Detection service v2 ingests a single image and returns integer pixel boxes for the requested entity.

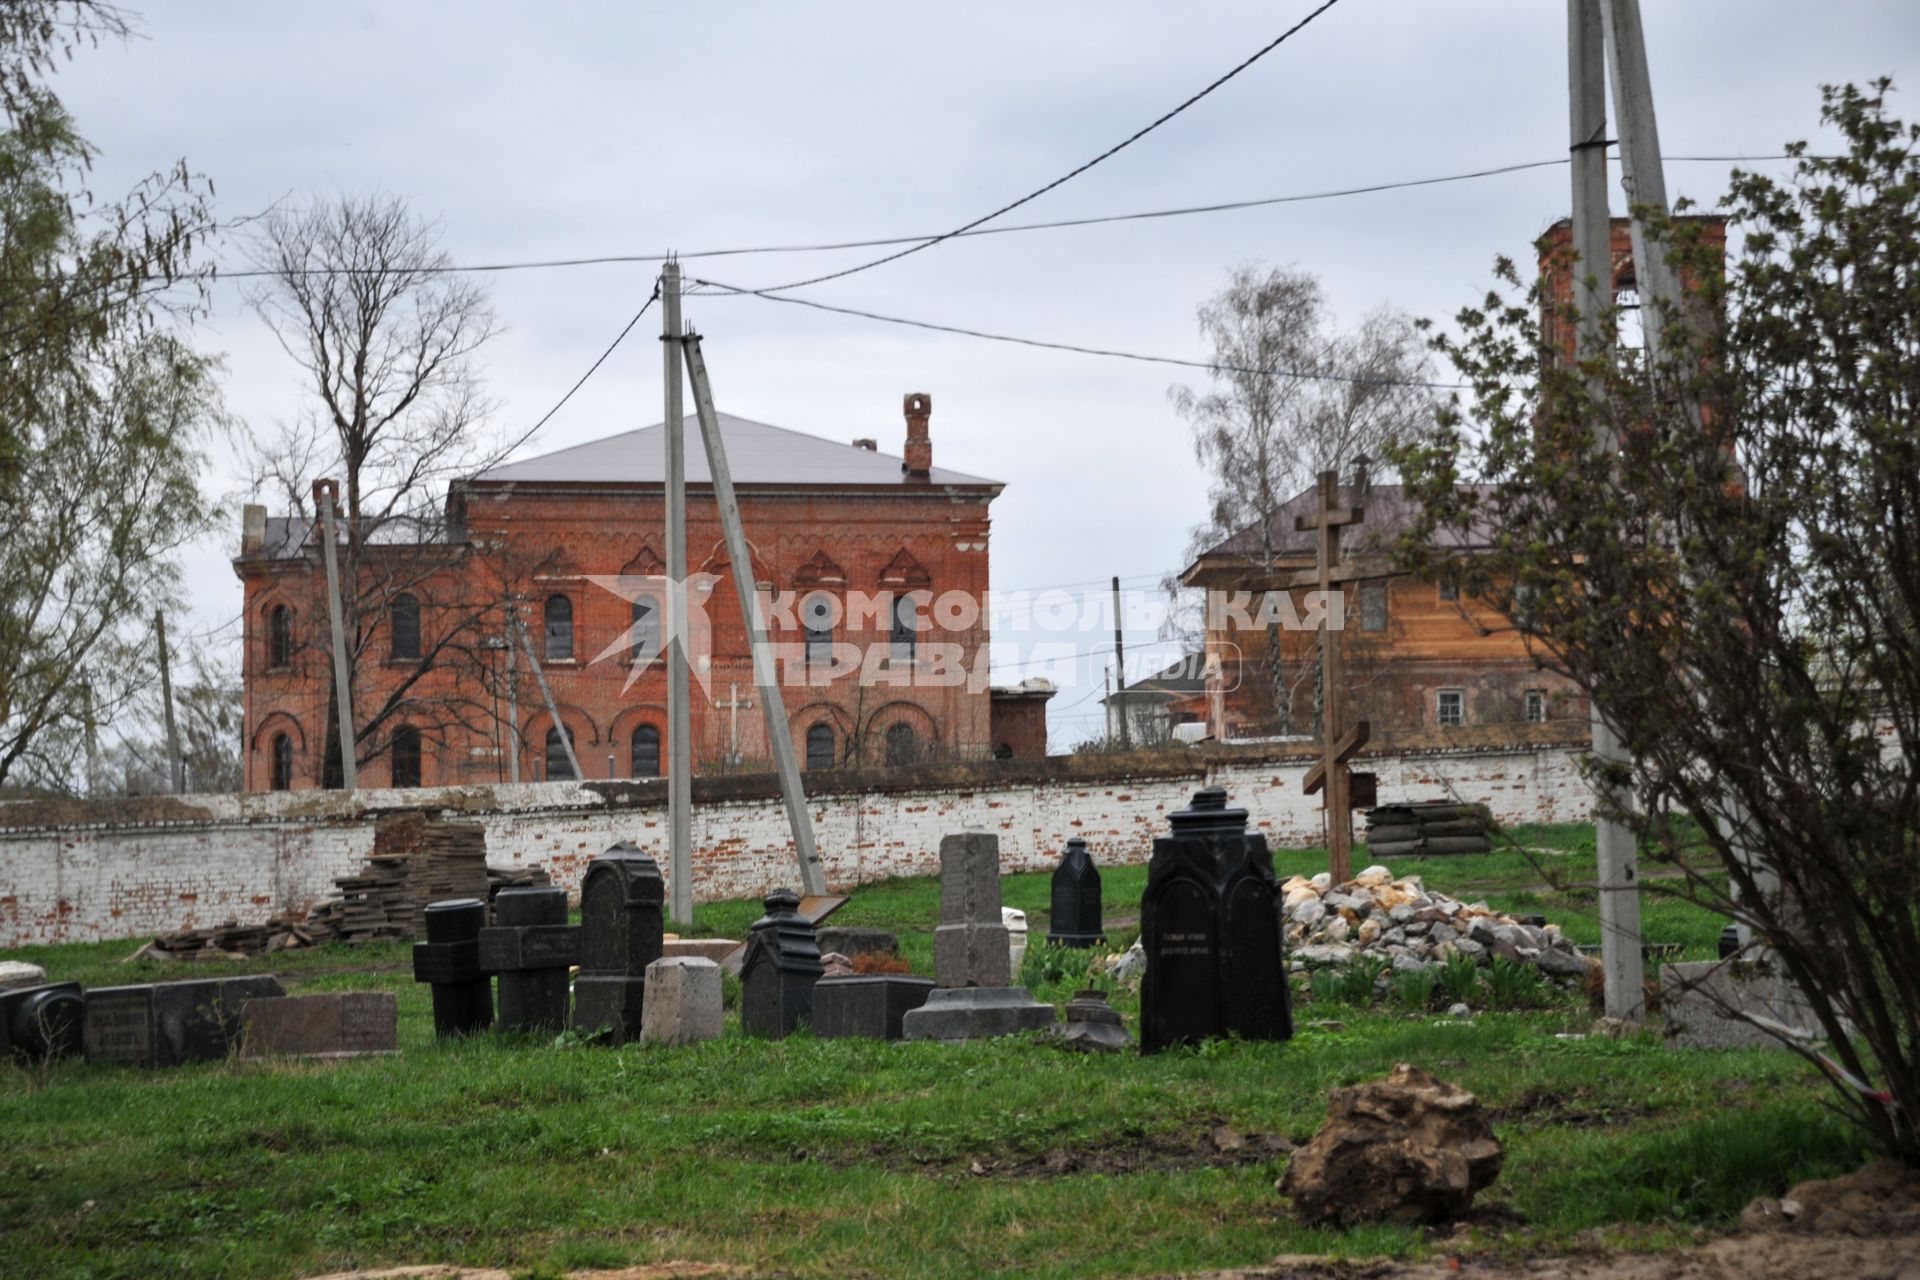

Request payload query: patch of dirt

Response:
[845,1121,1293,1179]
[1486,1086,1651,1130]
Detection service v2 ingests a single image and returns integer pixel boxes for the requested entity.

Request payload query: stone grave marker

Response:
[479,885,578,1033]
[1051,988,1130,1052]
[812,974,934,1040]
[571,843,665,1044]
[0,982,84,1063]
[740,888,826,1038]
[902,833,1056,1041]
[412,898,492,1036]
[83,976,285,1067]
[1139,786,1293,1054]
[239,992,399,1060]
[638,957,723,1046]
[1046,837,1104,947]
[0,960,49,991]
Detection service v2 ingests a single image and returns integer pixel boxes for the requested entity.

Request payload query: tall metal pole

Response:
[154,610,183,794]
[1111,575,1131,750]
[1574,0,1644,1019]
[662,262,695,923]
[683,330,828,897]
[314,479,357,792]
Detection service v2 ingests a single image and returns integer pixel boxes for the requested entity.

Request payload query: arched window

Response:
[631,597,661,665]
[802,592,835,670]
[544,594,574,661]
[390,593,421,661]
[391,725,422,788]
[884,722,918,767]
[544,726,577,781]
[632,724,661,778]
[890,593,917,663]
[267,605,292,669]
[270,733,293,791]
[805,723,835,771]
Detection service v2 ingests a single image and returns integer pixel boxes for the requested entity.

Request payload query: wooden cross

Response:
[1286,469,1390,885]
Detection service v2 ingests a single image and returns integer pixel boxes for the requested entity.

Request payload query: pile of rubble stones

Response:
[1282,865,1595,979]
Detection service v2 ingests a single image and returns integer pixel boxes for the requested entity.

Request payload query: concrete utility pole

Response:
[154,611,183,794]
[682,330,828,898]
[662,261,695,924]
[1600,0,1690,367]
[313,479,357,792]
[510,602,582,782]
[1111,576,1131,750]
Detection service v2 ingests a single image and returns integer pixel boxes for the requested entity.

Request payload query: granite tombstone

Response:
[812,974,935,1040]
[1139,787,1292,1053]
[84,975,286,1067]
[740,888,826,1038]
[0,982,84,1062]
[479,885,578,1033]
[901,832,1056,1041]
[571,843,665,1044]
[412,898,492,1036]
[638,957,723,1046]
[1046,837,1104,947]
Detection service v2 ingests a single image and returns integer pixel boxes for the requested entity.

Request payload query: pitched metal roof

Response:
[1184,482,1504,580]
[470,412,1001,489]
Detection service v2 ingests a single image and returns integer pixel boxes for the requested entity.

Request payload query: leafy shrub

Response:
[1338,954,1389,1006]
[1394,965,1439,1013]
[1441,948,1481,1006]
[1486,955,1545,1009]
[1310,966,1344,1005]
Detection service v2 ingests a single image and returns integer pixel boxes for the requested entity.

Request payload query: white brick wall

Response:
[0,742,1591,948]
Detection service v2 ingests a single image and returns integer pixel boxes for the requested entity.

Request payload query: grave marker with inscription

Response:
[1139,787,1293,1053]
[902,832,1056,1042]
[571,843,665,1045]
[240,992,399,1060]
[479,886,578,1033]
[83,976,286,1067]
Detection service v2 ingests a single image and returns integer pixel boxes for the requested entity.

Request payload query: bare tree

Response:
[1171,264,1436,732]
[245,193,516,786]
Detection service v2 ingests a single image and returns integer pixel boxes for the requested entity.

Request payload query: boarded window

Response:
[391,725,422,788]
[884,722,918,767]
[545,726,576,780]
[805,723,834,771]
[1360,583,1388,632]
[390,593,421,661]
[270,733,293,791]
[268,605,292,669]
[631,724,661,778]
[544,594,574,661]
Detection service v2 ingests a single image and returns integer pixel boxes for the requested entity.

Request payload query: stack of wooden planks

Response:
[1361,800,1495,857]
[333,815,491,941]
[137,906,342,962]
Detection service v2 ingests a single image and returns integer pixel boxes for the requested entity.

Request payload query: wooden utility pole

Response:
[1111,575,1131,750]
[313,478,357,792]
[662,261,695,924]
[683,329,828,898]
[154,611,183,794]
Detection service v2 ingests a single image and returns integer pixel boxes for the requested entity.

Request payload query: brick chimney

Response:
[241,503,266,557]
[902,392,932,478]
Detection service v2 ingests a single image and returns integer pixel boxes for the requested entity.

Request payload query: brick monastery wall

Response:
[0,725,1591,948]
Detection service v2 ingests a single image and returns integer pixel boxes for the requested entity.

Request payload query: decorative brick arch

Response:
[606,702,669,747]
[520,703,602,748]
[790,700,856,770]
[249,710,306,755]
[863,699,939,766]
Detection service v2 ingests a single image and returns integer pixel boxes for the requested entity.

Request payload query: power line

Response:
[691,274,1471,390]
[493,286,660,462]
[736,0,1351,295]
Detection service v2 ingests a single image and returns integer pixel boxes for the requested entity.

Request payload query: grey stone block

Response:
[638,957,723,1047]
[1661,959,1820,1050]
[84,976,285,1067]
[938,832,1003,925]
[933,921,1012,988]
[812,975,934,1040]
[900,985,1056,1042]
[239,992,398,1060]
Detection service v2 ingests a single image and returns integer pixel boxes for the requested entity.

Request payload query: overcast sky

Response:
[55,0,1916,745]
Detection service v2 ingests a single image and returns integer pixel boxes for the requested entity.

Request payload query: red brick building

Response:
[236,394,1042,792]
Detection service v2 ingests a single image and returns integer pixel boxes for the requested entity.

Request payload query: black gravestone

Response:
[1139,787,1293,1054]
[0,982,84,1063]
[83,976,286,1067]
[812,974,934,1040]
[571,843,665,1045]
[413,898,492,1036]
[740,887,826,1038]
[1047,837,1104,947]
[479,886,578,1033]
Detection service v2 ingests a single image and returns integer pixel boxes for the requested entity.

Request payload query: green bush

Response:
[1338,955,1389,1006]
[1394,966,1439,1013]
[1486,955,1545,1009]
[1441,948,1481,1006]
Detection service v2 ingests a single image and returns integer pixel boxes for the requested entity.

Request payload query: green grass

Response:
[0,823,1851,1279]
